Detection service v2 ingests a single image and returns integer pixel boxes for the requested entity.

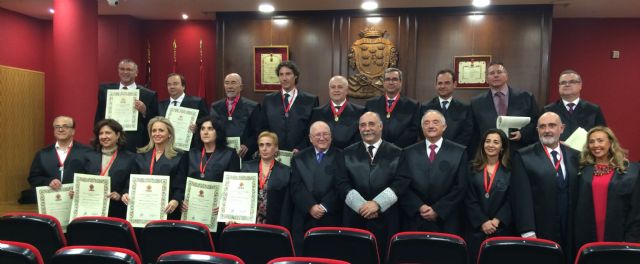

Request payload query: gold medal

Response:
[334,116,339,122]
[386,113,391,118]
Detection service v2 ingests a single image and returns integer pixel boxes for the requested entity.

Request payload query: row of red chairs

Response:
[1,212,639,264]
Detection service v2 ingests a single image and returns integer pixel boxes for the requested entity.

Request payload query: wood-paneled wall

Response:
[216,5,552,106]
[0,65,44,204]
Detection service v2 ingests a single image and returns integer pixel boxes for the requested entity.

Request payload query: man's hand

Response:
[419,204,438,221]
[481,220,498,235]
[509,130,522,141]
[309,204,326,219]
[238,145,249,158]
[134,100,147,115]
[49,179,62,190]
[359,201,380,219]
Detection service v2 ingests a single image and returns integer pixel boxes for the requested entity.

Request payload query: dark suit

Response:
[336,141,409,257]
[470,87,539,152]
[242,159,291,226]
[399,139,469,235]
[465,165,513,262]
[158,94,209,119]
[290,146,344,251]
[210,97,262,159]
[544,99,606,141]
[574,163,640,249]
[95,83,158,152]
[420,98,473,147]
[365,95,420,148]
[28,141,90,187]
[511,143,579,258]
[310,102,365,149]
[84,149,137,218]
[262,90,319,151]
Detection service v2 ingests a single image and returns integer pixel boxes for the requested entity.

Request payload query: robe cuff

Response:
[521,231,536,238]
[346,190,366,213]
[373,187,398,213]
[319,204,328,213]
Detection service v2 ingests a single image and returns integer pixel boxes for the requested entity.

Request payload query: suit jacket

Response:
[210,97,262,158]
[511,142,579,250]
[470,87,539,151]
[28,141,90,187]
[399,139,469,234]
[310,102,365,149]
[83,149,136,194]
[130,151,187,203]
[544,99,606,141]
[242,159,291,226]
[262,90,319,151]
[420,97,473,147]
[186,147,240,183]
[365,95,420,148]
[158,94,209,120]
[95,83,158,152]
[574,163,640,248]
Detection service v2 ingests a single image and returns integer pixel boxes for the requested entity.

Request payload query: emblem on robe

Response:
[348,27,398,98]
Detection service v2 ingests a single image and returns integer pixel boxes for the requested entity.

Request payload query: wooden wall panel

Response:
[0,65,44,204]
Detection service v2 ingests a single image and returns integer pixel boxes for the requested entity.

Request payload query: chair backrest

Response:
[51,245,141,264]
[219,224,295,264]
[0,212,67,263]
[140,220,214,264]
[66,216,141,256]
[303,227,379,264]
[157,250,245,264]
[268,257,350,264]
[478,236,564,264]
[575,241,640,264]
[386,231,467,264]
[0,240,44,264]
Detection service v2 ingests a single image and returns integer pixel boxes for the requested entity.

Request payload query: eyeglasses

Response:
[559,80,581,86]
[384,77,400,83]
[312,132,331,139]
[53,125,73,130]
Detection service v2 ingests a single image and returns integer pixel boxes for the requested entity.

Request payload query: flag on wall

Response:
[172,39,177,72]
[145,40,151,87]
[197,39,205,98]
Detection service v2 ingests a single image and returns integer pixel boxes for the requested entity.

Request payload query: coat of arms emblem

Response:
[348,26,398,98]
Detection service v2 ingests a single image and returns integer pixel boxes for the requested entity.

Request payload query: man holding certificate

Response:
[95,59,158,152]
[158,73,209,119]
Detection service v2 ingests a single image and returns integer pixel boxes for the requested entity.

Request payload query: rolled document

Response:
[496,116,531,135]
[564,127,588,151]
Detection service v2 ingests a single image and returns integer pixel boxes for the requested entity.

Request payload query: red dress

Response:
[591,164,614,242]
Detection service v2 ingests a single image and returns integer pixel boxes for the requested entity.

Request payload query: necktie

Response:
[429,144,437,162]
[367,145,375,160]
[551,150,565,183]
[387,99,394,108]
[316,152,324,164]
[442,101,449,111]
[122,86,128,90]
[495,92,507,116]
[567,103,575,114]
[284,93,291,109]
[335,105,341,113]
[172,101,178,106]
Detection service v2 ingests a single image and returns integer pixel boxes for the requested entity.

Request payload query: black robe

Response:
[310,102,365,149]
[241,159,291,227]
[543,99,606,141]
[365,96,420,148]
[84,149,137,218]
[210,97,262,159]
[261,90,319,151]
[420,97,474,148]
[28,141,91,187]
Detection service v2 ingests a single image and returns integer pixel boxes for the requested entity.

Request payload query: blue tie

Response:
[316,152,324,164]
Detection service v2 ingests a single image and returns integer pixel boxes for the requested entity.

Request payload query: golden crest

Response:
[348,26,398,99]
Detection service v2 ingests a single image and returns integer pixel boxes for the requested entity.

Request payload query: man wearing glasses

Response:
[544,69,606,141]
[28,116,90,190]
[364,67,420,148]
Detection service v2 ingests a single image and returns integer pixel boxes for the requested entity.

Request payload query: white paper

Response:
[36,184,73,232]
[217,172,258,224]
[126,174,170,228]
[564,127,588,151]
[105,89,140,131]
[496,116,531,135]
[275,150,293,167]
[70,173,111,221]
[165,105,199,151]
[181,178,221,231]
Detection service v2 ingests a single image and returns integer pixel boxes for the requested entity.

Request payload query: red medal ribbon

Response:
[258,159,275,190]
[55,142,74,169]
[385,94,400,116]
[483,163,500,195]
[100,149,118,176]
[149,148,158,175]
[226,96,241,119]
[330,101,348,120]
[544,146,563,173]
[281,89,297,115]
[200,146,216,176]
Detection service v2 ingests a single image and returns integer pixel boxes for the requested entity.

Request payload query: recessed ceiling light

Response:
[472,0,490,8]
[259,3,275,13]
[182,13,189,20]
[361,1,378,11]
[48,8,55,14]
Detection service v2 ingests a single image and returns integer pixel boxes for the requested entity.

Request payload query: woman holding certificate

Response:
[241,131,291,226]
[122,116,187,220]
[84,119,136,219]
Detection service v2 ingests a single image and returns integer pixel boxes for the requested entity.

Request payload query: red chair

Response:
[303,227,379,264]
[157,251,245,264]
[0,212,67,264]
[219,224,294,264]
[140,220,215,264]
[575,241,640,264]
[386,231,467,264]
[268,257,350,264]
[66,216,141,256]
[0,240,44,264]
[51,245,141,264]
[477,236,564,264]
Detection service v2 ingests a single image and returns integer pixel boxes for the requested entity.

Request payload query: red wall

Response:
[98,15,144,83]
[0,8,46,71]
[550,18,640,161]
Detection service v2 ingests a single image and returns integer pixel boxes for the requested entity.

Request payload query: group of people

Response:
[28,58,638,262]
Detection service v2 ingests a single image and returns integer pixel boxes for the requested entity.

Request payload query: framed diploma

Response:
[454,55,492,89]
[254,46,289,92]
[218,172,258,223]
[70,174,111,220]
[106,89,140,131]
[275,150,293,167]
[37,184,73,232]
[126,174,170,228]
[181,178,222,231]
[165,105,199,151]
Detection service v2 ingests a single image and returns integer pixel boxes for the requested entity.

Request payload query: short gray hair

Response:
[421,109,446,126]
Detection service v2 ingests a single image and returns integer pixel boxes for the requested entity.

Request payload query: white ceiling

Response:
[1,0,639,20]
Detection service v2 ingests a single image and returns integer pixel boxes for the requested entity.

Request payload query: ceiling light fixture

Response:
[259,3,275,13]
[182,13,189,20]
[472,0,490,8]
[48,8,55,14]
[361,1,378,11]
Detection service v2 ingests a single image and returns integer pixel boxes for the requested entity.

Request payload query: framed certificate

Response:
[106,89,140,131]
[181,178,222,231]
[70,174,111,220]
[275,150,293,167]
[165,105,199,151]
[126,174,170,228]
[454,55,492,89]
[254,46,289,92]
[218,172,258,223]
[37,184,73,232]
